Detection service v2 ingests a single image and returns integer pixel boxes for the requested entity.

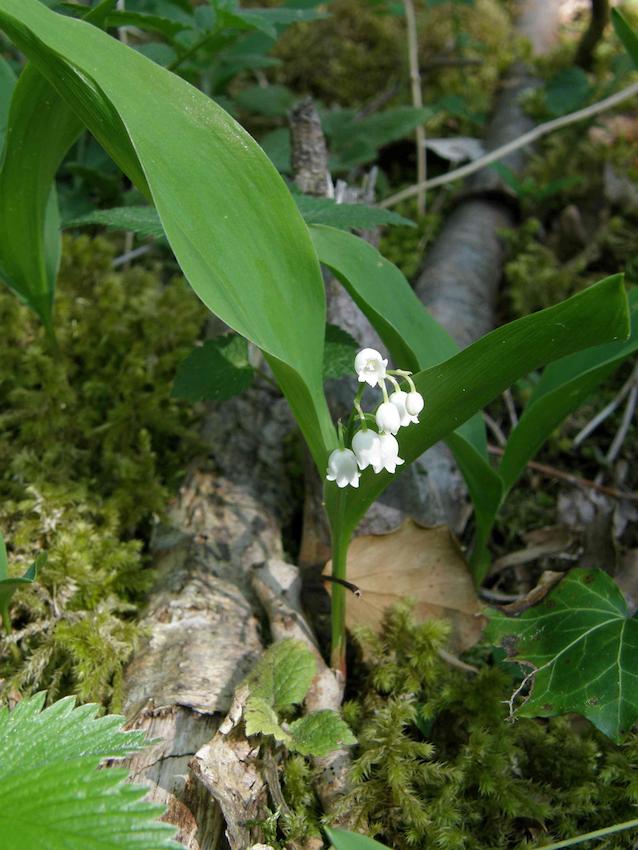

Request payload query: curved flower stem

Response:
[329,491,349,675]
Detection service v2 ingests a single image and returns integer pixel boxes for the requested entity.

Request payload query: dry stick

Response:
[606,380,638,463]
[380,80,638,208]
[488,445,638,502]
[573,364,638,446]
[403,0,426,216]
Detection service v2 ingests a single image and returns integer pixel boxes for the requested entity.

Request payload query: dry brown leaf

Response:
[325,520,485,651]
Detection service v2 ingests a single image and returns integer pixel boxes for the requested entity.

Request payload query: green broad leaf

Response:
[65,205,167,239]
[544,67,591,117]
[244,696,291,744]
[0,0,336,469]
[288,709,356,756]
[0,54,16,148]
[499,283,638,494]
[613,8,638,70]
[487,569,638,742]
[323,324,360,380]
[326,275,630,544]
[233,83,295,117]
[0,693,179,849]
[326,827,393,850]
[105,10,191,40]
[247,639,316,709]
[172,334,254,402]
[294,195,415,229]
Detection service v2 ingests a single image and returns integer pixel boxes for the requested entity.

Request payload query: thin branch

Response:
[573,363,638,446]
[483,412,507,447]
[575,0,610,71]
[403,0,426,216]
[503,388,519,428]
[379,80,638,208]
[488,445,638,502]
[606,380,638,463]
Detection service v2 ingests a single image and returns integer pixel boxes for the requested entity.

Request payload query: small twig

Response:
[479,587,522,603]
[354,80,402,120]
[403,0,426,216]
[488,445,638,502]
[483,412,507,447]
[379,80,638,208]
[503,388,519,428]
[112,244,151,268]
[437,647,478,674]
[606,381,638,463]
[573,364,638,446]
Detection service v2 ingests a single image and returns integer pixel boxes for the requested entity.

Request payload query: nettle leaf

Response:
[0,693,178,850]
[487,569,638,742]
[324,323,360,380]
[172,334,254,402]
[294,195,415,230]
[288,709,356,756]
[247,639,316,709]
[65,205,166,240]
[244,696,291,744]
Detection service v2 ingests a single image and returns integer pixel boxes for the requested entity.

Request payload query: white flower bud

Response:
[354,347,388,387]
[375,401,401,435]
[405,391,424,417]
[352,429,382,471]
[389,390,418,426]
[376,433,404,474]
[326,448,360,488]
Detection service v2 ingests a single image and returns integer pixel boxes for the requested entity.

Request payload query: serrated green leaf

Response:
[244,696,291,744]
[323,324,360,380]
[544,67,591,117]
[487,569,638,742]
[326,827,392,850]
[613,8,638,70]
[65,205,166,239]
[171,334,254,402]
[294,195,414,229]
[288,709,356,756]
[105,10,191,40]
[0,535,46,633]
[247,639,316,708]
[0,693,179,849]
[261,126,291,172]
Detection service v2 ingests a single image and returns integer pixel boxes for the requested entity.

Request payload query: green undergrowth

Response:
[273,606,638,849]
[0,235,206,709]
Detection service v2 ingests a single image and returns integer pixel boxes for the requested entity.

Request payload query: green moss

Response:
[330,606,638,849]
[378,202,442,281]
[0,235,207,708]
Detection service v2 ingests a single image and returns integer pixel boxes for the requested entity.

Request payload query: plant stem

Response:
[329,493,348,675]
[535,817,638,850]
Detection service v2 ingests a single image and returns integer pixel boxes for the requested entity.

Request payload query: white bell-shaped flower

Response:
[405,391,425,417]
[326,448,360,488]
[352,429,382,471]
[389,390,419,426]
[376,433,404,474]
[354,348,388,387]
[375,401,401,435]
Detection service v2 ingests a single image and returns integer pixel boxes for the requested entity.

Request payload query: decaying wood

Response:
[122,383,296,849]
[290,97,331,197]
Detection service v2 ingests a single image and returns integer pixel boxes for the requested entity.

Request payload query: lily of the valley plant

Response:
[326,348,424,488]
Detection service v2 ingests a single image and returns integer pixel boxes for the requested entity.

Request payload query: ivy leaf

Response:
[171,334,254,402]
[487,569,638,742]
[0,531,45,633]
[0,693,179,849]
[288,709,356,756]
[244,696,291,745]
[323,324,360,380]
[247,639,316,709]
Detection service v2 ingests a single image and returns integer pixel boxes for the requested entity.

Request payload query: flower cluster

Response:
[326,348,425,488]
